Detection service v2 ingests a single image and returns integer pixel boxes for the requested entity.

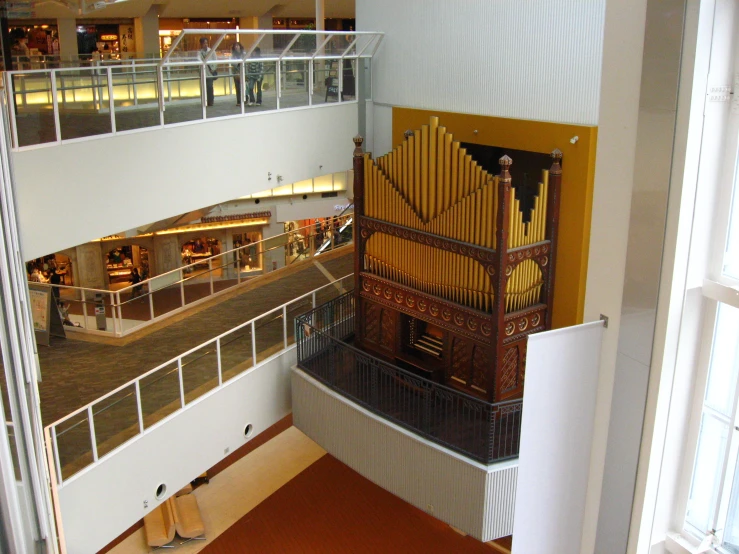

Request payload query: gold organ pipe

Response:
[444,134,452,213]
[436,126,445,218]
[451,142,459,207]
[428,119,437,220]
[420,125,429,221]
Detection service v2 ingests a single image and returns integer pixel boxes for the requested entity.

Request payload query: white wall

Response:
[292,369,518,542]
[595,1,687,552]
[12,103,358,261]
[56,349,296,554]
[357,0,606,126]
[511,322,604,554]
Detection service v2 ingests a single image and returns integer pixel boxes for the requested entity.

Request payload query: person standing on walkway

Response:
[246,47,264,106]
[231,43,245,105]
[199,37,218,107]
[130,268,143,299]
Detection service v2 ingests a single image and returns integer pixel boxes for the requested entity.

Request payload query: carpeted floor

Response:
[200,454,495,554]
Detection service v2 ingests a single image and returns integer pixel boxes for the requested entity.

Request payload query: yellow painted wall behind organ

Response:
[392,108,598,328]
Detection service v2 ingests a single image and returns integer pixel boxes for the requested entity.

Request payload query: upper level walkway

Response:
[7,29,381,261]
[2,248,352,428]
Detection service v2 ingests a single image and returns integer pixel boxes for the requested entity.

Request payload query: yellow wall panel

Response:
[392,108,597,328]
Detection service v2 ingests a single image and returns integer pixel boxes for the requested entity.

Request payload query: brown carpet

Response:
[201,454,493,554]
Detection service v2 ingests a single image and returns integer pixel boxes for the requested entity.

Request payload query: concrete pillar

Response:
[75,243,106,289]
[316,0,325,31]
[56,18,78,62]
[257,13,273,51]
[134,5,160,58]
[238,17,259,49]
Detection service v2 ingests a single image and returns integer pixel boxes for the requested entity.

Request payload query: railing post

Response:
[276,61,281,110]
[115,291,123,335]
[216,338,222,386]
[81,289,88,329]
[5,74,19,148]
[177,358,185,408]
[110,292,119,336]
[251,320,257,363]
[180,269,186,307]
[309,59,313,106]
[135,380,144,434]
[106,66,116,133]
[50,70,61,143]
[148,288,155,320]
[52,426,62,486]
[87,405,98,462]
[132,64,138,106]
[283,305,288,348]
[209,258,214,295]
[312,290,316,309]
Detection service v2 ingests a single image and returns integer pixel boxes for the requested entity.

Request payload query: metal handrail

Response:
[36,213,353,336]
[296,293,523,464]
[6,29,383,151]
[47,273,353,486]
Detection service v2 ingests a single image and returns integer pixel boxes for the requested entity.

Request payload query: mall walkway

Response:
[15,89,342,148]
[21,250,352,427]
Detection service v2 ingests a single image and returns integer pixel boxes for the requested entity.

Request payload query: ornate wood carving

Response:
[379,308,395,351]
[499,346,519,394]
[502,305,547,344]
[359,217,497,276]
[360,273,494,345]
[450,337,470,383]
[471,345,488,393]
[364,301,380,345]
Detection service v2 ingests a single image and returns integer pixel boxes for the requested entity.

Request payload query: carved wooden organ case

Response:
[352,117,563,403]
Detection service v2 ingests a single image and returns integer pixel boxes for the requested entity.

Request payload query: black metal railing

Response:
[295,292,522,464]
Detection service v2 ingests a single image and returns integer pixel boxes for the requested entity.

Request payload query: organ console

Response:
[352,116,563,402]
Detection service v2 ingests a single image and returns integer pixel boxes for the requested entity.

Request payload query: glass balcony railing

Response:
[5,29,382,150]
[47,274,354,485]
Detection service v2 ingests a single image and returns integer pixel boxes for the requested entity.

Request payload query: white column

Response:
[316,0,325,32]
[581,0,649,552]
[134,6,160,58]
[56,18,78,62]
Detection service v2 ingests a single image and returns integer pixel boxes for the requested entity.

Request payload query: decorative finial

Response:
[499,155,512,182]
[550,149,562,175]
[353,135,364,157]
[404,129,415,139]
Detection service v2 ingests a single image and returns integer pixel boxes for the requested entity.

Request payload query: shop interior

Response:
[230,231,262,275]
[26,254,72,285]
[106,245,149,291]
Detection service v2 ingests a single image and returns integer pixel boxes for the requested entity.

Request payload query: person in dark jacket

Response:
[246,47,264,106]
[231,43,245,105]
[199,37,217,106]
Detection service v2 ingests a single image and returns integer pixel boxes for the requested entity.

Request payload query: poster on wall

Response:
[119,25,135,55]
[28,283,66,347]
[29,283,51,346]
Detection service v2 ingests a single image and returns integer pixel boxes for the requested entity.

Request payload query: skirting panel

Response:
[292,368,517,541]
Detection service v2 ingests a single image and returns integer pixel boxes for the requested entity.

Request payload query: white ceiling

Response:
[27,0,355,21]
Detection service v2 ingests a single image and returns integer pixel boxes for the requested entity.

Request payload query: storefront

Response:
[76,21,136,58]
[8,22,60,68]
[104,243,150,289]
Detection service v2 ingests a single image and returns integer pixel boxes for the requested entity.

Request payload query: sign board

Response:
[28,283,65,346]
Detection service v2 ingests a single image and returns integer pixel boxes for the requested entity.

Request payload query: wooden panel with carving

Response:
[449,337,471,384]
[379,308,396,352]
[359,273,495,345]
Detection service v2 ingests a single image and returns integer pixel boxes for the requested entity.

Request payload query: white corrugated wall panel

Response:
[292,369,517,541]
[357,0,606,126]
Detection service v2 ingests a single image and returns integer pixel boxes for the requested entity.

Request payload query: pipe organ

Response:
[352,116,563,402]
